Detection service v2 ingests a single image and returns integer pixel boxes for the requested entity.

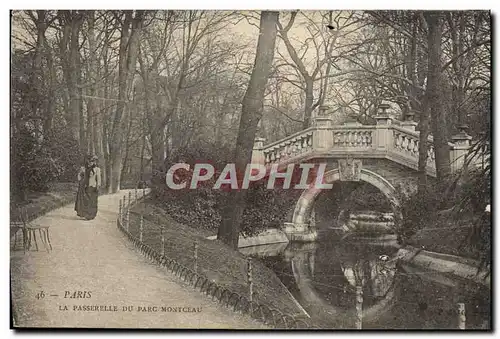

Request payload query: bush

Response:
[11,127,61,200]
[399,162,490,268]
[241,181,301,236]
[11,126,83,202]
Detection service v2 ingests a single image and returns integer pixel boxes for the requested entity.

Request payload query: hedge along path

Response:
[10,190,266,329]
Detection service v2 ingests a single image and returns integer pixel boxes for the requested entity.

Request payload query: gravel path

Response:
[10,190,266,329]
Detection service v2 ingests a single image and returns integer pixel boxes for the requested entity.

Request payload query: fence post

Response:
[161,226,165,257]
[194,241,198,273]
[139,214,144,242]
[126,204,130,232]
[355,285,363,329]
[128,191,132,207]
[119,199,122,224]
[457,303,466,329]
[143,186,146,199]
[123,194,127,211]
[247,257,253,302]
[135,188,138,202]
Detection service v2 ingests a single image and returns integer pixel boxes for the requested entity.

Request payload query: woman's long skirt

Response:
[75,185,98,220]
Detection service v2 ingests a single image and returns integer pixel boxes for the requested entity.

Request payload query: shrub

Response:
[11,125,83,202]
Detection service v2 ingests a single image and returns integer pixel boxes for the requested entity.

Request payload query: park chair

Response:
[11,207,52,253]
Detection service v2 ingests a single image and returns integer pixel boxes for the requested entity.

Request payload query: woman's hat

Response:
[86,154,98,161]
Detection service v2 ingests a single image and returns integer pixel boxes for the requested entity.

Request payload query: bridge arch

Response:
[291,168,402,232]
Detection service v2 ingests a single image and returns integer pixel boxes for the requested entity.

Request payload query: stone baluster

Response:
[294,137,301,153]
[394,132,401,149]
[359,132,365,146]
[275,145,280,160]
[269,148,275,163]
[408,138,415,154]
[285,141,292,156]
[412,139,419,155]
[307,132,313,148]
[280,143,287,159]
[401,135,409,151]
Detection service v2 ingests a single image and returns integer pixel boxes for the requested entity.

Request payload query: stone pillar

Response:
[312,115,334,151]
[251,137,266,165]
[450,125,472,173]
[401,112,418,131]
[374,105,393,152]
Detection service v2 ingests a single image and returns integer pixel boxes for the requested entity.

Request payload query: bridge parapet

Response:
[254,112,475,177]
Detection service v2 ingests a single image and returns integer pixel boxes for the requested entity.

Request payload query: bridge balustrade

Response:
[253,111,475,177]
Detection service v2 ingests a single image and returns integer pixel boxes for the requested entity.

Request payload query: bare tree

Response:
[217,11,279,249]
[108,10,145,193]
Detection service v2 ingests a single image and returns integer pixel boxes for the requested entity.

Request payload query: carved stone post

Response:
[312,115,334,151]
[450,125,472,173]
[401,112,418,131]
[251,137,266,165]
[374,104,394,152]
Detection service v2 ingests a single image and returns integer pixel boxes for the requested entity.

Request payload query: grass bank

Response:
[407,214,490,261]
[129,198,306,318]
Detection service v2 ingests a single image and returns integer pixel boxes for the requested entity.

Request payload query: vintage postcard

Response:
[10,9,491,330]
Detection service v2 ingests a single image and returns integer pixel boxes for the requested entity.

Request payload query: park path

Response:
[10,190,265,329]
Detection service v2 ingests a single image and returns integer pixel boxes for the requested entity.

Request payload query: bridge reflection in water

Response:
[243,233,490,329]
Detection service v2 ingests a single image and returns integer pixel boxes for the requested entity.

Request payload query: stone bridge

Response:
[251,105,475,241]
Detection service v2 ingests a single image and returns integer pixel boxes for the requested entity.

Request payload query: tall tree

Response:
[217,11,279,249]
[108,10,145,193]
[425,11,451,181]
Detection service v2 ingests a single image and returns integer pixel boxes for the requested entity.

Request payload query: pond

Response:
[246,231,491,329]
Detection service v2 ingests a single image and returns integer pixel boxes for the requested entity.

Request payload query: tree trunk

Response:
[303,77,314,129]
[109,10,145,193]
[425,11,451,181]
[68,12,83,146]
[101,21,111,192]
[217,11,279,249]
[86,11,98,155]
[43,36,56,136]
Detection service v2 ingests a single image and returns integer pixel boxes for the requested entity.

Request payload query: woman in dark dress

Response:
[75,155,101,220]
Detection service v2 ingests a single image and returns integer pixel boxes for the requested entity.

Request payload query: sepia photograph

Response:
[9,7,491,331]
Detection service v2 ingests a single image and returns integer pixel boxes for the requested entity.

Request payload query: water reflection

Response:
[248,234,490,329]
[283,240,399,328]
